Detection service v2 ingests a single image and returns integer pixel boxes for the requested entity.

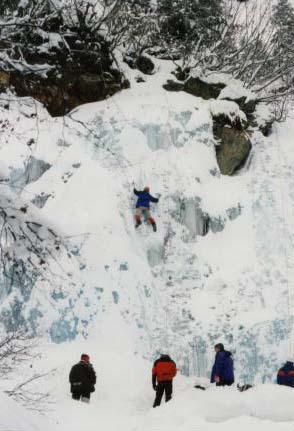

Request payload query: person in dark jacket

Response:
[134,186,159,232]
[277,361,294,387]
[210,343,234,386]
[69,354,96,403]
[152,354,177,407]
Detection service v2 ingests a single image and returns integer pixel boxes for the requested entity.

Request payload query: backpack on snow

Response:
[237,384,253,392]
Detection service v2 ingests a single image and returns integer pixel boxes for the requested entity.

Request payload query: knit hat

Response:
[81,353,90,362]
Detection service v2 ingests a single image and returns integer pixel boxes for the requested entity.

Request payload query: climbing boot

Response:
[152,222,157,232]
[135,220,142,228]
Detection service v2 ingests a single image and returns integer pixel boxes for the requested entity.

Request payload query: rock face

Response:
[0,71,9,91]
[3,68,128,117]
[162,73,254,175]
[0,32,129,116]
[211,100,252,175]
[163,80,184,92]
[172,67,191,81]
[213,113,245,131]
[223,96,257,116]
[163,76,225,99]
[136,56,155,75]
[214,127,252,175]
[184,77,225,100]
[211,100,249,131]
[124,54,155,75]
[146,47,181,61]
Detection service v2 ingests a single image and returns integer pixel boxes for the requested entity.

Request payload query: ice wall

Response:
[0,63,293,384]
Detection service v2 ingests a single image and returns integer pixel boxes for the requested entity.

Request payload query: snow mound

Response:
[0,391,51,431]
[209,99,247,123]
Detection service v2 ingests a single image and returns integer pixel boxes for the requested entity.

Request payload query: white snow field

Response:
[3,322,294,431]
[2,55,294,429]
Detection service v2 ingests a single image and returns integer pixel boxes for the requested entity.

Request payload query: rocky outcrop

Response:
[163,80,184,92]
[74,73,123,103]
[0,32,129,116]
[163,76,225,99]
[146,47,181,61]
[136,56,155,75]
[211,100,249,131]
[0,71,9,91]
[214,127,252,175]
[213,113,246,131]
[211,100,252,175]
[223,96,257,116]
[184,77,225,100]
[214,90,274,137]
[172,67,191,81]
[163,72,254,175]
[163,67,275,144]
[124,54,155,75]
[163,76,253,175]
[2,68,128,117]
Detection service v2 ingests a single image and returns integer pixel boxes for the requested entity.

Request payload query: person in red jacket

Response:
[152,354,177,407]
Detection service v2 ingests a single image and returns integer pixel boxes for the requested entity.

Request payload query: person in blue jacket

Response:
[134,186,159,232]
[277,361,294,387]
[211,343,234,386]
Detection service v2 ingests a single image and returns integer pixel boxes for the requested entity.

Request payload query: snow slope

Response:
[0,391,51,431]
[3,321,294,431]
[1,54,294,430]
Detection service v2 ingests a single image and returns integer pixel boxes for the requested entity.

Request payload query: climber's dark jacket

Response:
[134,188,159,209]
[211,351,234,384]
[69,360,96,393]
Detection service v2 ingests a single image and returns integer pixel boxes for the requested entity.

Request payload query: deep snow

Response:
[3,318,294,431]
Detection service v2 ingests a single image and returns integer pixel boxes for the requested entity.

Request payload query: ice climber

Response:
[210,343,234,387]
[152,354,177,407]
[133,186,159,232]
[277,361,294,387]
[69,354,96,403]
